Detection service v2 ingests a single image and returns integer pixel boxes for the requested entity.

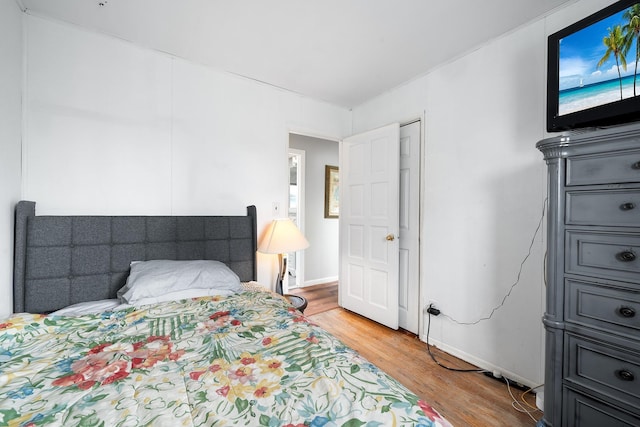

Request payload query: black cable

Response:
[425,197,548,372]
[425,309,486,373]
[442,197,548,326]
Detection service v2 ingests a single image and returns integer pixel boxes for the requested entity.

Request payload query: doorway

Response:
[287,121,421,334]
[288,133,340,291]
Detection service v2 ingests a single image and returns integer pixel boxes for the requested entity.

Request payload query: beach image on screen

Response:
[559,4,640,116]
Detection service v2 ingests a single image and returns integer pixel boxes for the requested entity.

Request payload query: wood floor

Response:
[290,283,542,427]
[288,281,338,315]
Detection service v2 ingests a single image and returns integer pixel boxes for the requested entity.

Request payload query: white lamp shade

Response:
[258,218,309,254]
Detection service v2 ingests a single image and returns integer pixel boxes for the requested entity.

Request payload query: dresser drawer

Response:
[566,231,640,283]
[566,279,640,339]
[566,189,640,227]
[564,387,640,427]
[567,150,640,186]
[566,334,640,407]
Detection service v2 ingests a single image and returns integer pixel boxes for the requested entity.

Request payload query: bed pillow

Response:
[118,260,242,304]
[50,299,123,316]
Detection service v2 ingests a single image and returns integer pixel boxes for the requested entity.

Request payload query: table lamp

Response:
[258,218,309,295]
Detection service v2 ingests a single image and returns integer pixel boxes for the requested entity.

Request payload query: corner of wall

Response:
[0,0,25,317]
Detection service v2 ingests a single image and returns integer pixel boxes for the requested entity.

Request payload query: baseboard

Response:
[419,334,540,390]
[301,276,338,287]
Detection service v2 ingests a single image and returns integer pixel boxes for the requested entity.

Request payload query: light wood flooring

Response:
[289,282,542,427]
[288,281,338,315]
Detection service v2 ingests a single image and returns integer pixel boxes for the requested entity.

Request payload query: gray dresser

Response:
[537,123,640,427]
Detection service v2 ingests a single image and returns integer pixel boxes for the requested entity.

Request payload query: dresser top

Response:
[537,122,640,160]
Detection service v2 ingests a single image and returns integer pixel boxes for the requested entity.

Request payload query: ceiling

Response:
[19,0,575,108]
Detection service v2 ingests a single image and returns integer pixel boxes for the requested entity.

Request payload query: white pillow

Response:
[118,260,242,304]
[51,299,123,316]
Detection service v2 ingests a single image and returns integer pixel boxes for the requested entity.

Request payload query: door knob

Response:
[386,234,395,241]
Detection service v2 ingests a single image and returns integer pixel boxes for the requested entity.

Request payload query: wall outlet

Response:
[425,300,440,314]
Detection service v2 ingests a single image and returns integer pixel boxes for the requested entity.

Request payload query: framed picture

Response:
[324,165,339,218]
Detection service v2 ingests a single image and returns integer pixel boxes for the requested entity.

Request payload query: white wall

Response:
[20,15,351,292]
[5,3,616,386]
[0,1,23,318]
[352,0,615,387]
[289,134,339,285]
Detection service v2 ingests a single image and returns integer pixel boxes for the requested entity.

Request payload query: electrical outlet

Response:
[424,300,440,316]
[427,306,441,316]
[426,300,439,311]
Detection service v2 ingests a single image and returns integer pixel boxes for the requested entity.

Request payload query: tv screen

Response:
[547,0,640,132]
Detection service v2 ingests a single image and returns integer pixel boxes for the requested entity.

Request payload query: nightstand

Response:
[284,294,308,313]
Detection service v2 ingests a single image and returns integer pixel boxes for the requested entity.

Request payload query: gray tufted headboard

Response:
[13,201,257,314]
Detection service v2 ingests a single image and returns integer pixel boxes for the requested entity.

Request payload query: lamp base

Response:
[274,253,287,295]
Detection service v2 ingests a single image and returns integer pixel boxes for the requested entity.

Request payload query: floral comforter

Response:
[0,290,451,426]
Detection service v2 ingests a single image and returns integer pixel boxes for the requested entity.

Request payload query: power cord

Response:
[427,308,545,420]
[505,379,543,422]
[425,308,486,373]
[441,197,548,325]
[423,197,548,418]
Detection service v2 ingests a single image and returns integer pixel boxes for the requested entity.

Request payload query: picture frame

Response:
[324,165,339,218]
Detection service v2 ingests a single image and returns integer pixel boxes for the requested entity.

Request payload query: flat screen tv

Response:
[547,0,640,132]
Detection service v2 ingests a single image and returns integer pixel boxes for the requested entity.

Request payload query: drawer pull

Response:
[616,250,637,262]
[618,306,637,318]
[633,161,640,170]
[615,369,635,382]
[620,202,636,211]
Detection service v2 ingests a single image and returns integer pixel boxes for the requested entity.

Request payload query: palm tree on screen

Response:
[623,4,640,96]
[598,25,628,100]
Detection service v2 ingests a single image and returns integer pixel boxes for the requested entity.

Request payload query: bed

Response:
[1,201,451,426]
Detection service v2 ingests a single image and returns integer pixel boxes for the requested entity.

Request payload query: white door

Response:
[339,123,400,329]
[398,121,420,333]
